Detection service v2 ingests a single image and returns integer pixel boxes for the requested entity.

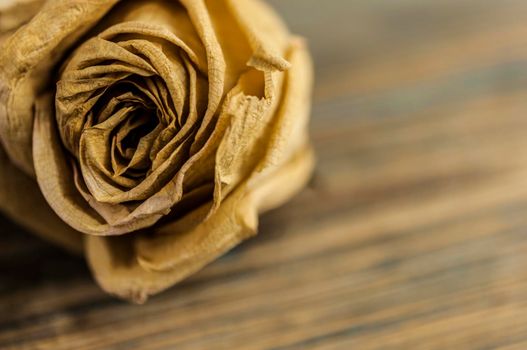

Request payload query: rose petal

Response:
[0,0,45,42]
[0,0,119,174]
[226,0,291,72]
[179,0,226,153]
[98,0,208,73]
[0,143,83,253]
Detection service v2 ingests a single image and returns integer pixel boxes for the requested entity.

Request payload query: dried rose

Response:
[0,0,314,303]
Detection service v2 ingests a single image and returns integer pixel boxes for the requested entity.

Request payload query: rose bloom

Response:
[0,0,314,302]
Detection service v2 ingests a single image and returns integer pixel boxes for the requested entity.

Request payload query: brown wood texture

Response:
[2,0,527,348]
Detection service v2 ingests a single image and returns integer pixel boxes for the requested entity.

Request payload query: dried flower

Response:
[0,0,314,302]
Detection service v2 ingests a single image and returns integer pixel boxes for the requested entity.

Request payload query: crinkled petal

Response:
[0,0,119,174]
[0,144,83,253]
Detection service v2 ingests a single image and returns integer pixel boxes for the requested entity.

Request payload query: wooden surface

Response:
[3,0,527,348]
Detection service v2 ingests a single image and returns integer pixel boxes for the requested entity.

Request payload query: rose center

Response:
[118,107,157,157]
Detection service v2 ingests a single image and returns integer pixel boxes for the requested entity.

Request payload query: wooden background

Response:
[2,0,527,348]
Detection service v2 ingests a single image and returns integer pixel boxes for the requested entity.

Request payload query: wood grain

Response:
[2,0,527,348]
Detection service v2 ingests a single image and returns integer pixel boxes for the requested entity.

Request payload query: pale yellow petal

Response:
[0,144,83,253]
[0,0,119,174]
[0,0,45,41]
[226,0,291,72]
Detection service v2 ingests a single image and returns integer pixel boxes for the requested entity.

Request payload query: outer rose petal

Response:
[0,0,45,44]
[85,41,314,303]
[0,0,118,174]
[0,1,83,253]
[0,145,83,253]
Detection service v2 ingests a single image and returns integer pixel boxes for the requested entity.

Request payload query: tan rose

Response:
[0,0,314,302]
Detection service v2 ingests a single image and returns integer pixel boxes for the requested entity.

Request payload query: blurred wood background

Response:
[2,0,527,348]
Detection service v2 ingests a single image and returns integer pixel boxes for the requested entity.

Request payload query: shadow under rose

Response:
[0,180,318,306]
[0,214,88,295]
[0,209,287,298]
